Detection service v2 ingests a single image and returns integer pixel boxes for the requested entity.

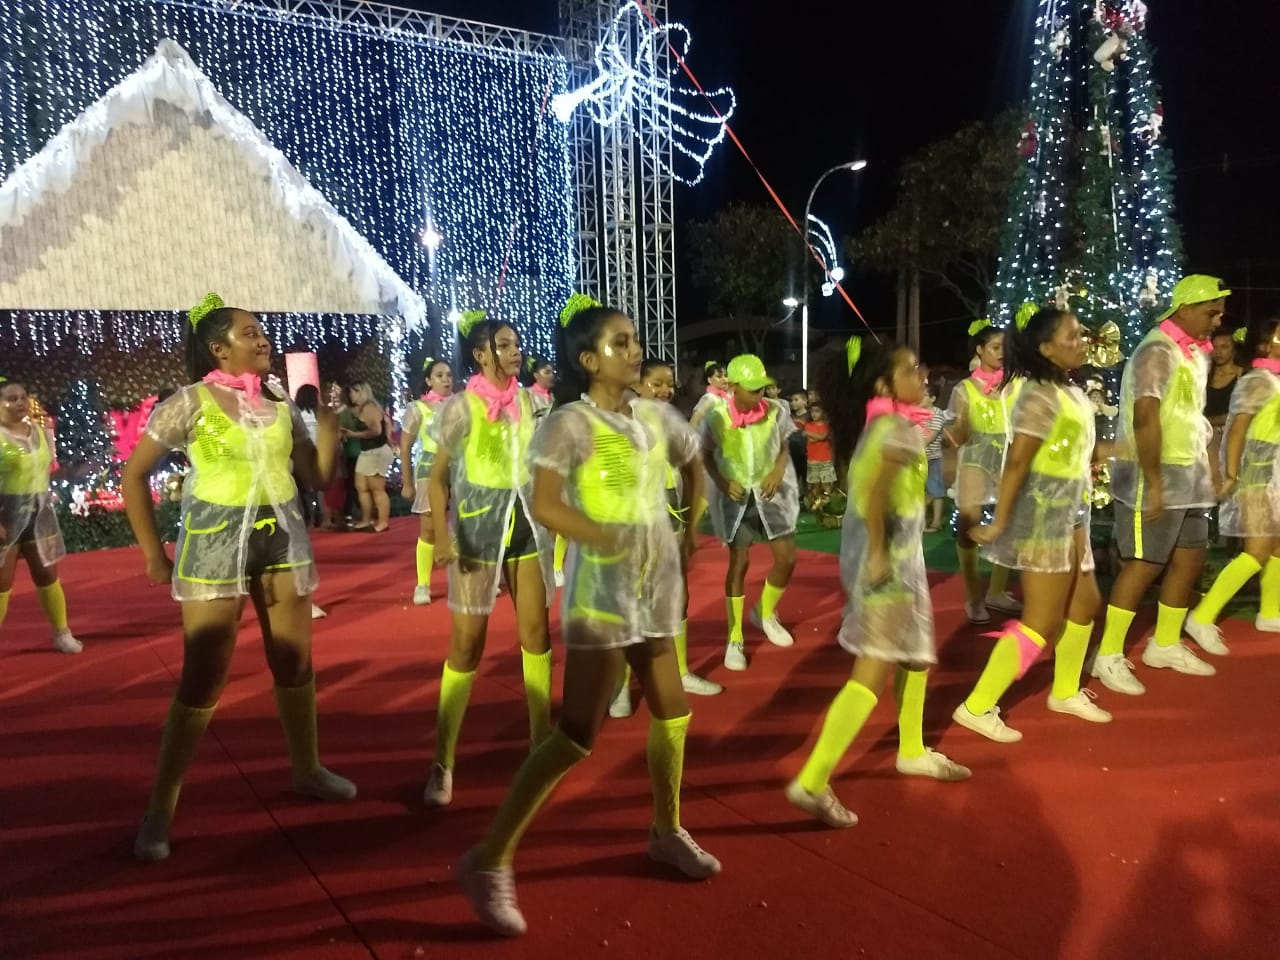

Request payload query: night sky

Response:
[405,0,1280,344]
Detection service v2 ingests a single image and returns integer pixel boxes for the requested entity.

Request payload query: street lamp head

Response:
[848,159,868,171]
[782,297,801,308]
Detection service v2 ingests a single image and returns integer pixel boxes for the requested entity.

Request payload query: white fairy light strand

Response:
[551,1,736,186]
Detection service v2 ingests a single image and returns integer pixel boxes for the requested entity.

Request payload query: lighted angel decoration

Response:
[551,3,737,186]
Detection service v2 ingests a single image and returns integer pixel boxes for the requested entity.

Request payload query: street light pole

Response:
[800,159,867,388]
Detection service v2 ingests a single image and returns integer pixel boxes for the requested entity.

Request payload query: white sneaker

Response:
[413,584,432,606]
[896,748,971,781]
[52,630,82,654]
[985,591,1022,615]
[681,672,723,696]
[293,766,357,801]
[724,642,747,671]
[647,826,721,879]
[1142,637,1216,676]
[965,600,991,625]
[423,763,453,807]
[134,812,171,863]
[1183,615,1228,655]
[1256,615,1280,633]
[1046,689,1112,723]
[609,684,634,719]
[457,849,526,937]
[1090,653,1146,696]
[951,703,1022,743]
[784,778,858,828]
[750,608,794,647]
[310,603,327,620]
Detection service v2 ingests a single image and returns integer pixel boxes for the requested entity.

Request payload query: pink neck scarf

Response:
[466,373,520,423]
[728,395,768,428]
[423,390,450,404]
[1159,319,1211,360]
[203,370,262,403]
[865,396,932,427]
[1253,358,1280,374]
[707,384,730,400]
[530,383,552,400]
[971,367,1004,395]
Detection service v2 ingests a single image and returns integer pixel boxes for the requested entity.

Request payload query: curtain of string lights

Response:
[0,0,574,373]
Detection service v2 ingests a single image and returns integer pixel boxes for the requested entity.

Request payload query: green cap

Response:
[726,354,774,391]
[1159,275,1231,321]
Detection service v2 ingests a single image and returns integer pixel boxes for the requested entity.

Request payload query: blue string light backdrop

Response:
[0,0,574,367]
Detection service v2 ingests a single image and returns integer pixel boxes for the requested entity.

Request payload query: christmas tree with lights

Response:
[55,379,113,481]
[989,0,1182,351]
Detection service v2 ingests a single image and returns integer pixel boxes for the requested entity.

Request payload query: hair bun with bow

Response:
[189,292,225,330]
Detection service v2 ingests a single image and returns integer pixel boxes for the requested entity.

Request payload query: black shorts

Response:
[457,498,538,564]
[175,502,310,590]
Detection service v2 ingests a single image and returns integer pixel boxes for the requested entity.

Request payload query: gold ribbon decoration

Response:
[1084,321,1123,368]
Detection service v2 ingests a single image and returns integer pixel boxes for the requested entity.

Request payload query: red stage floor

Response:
[1,522,1277,960]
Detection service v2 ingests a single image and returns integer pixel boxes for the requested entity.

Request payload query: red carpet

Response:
[2,521,1277,960]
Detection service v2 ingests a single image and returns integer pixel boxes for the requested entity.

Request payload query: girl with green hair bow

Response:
[400,356,455,605]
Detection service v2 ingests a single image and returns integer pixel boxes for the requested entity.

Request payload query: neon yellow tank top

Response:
[0,424,51,495]
[574,405,667,526]
[851,416,926,518]
[962,377,1012,434]
[188,387,296,506]
[1030,386,1092,480]
[462,390,534,489]
[719,403,780,486]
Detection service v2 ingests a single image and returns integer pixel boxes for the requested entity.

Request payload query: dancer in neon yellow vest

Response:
[0,376,80,653]
[609,357,723,717]
[457,295,719,937]
[422,311,555,808]
[123,294,355,862]
[1093,276,1229,695]
[786,337,969,829]
[945,320,1021,622]
[689,360,729,429]
[1185,316,1280,639]
[701,354,800,671]
[953,306,1112,743]
[399,357,453,605]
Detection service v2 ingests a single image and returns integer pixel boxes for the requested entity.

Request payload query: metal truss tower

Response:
[560,0,678,370]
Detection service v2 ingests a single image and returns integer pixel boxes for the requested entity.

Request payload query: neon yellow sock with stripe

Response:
[987,564,1011,596]
[436,664,476,769]
[1051,620,1093,700]
[1193,554,1261,625]
[415,539,434,587]
[1261,557,1280,620]
[145,698,217,821]
[1098,605,1136,657]
[474,727,589,868]
[273,678,324,779]
[36,582,68,631]
[521,648,553,746]
[648,713,691,835]
[553,535,568,574]
[1153,602,1187,648]
[759,580,786,621]
[957,544,981,601]
[0,590,10,629]
[964,623,1046,715]
[674,619,689,676]
[726,596,745,645]
[894,667,928,760]
[797,681,878,794]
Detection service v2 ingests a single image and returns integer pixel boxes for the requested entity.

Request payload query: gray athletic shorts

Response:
[1113,504,1209,564]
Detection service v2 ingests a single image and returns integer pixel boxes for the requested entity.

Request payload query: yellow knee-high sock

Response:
[797,681,878,794]
[1153,602,1187,648]
[648,713,691,835]
[674,619,689,676]
[1051,620,1093,701]
[726,596,745,644]
[1261,557,1280,620]
[145,698,217,821]
[436,664,476,769]
[1193,554,1262,625]
[274,678,325,778]
[474,727,589,867]
[0,590,10,629]
[987,564,1011,596]
[615,663,633,696]
[957,544,981,601]
[36,582,68,631]
[415,539,434,587]
[964,623,1046,715]
[553,535,568,575]
[894,668,928,760]
[1098,605,1137,657]
[521,648,553,746]
[759,580,786,620]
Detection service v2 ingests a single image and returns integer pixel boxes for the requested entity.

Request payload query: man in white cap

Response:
[1092,275,1230,695]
